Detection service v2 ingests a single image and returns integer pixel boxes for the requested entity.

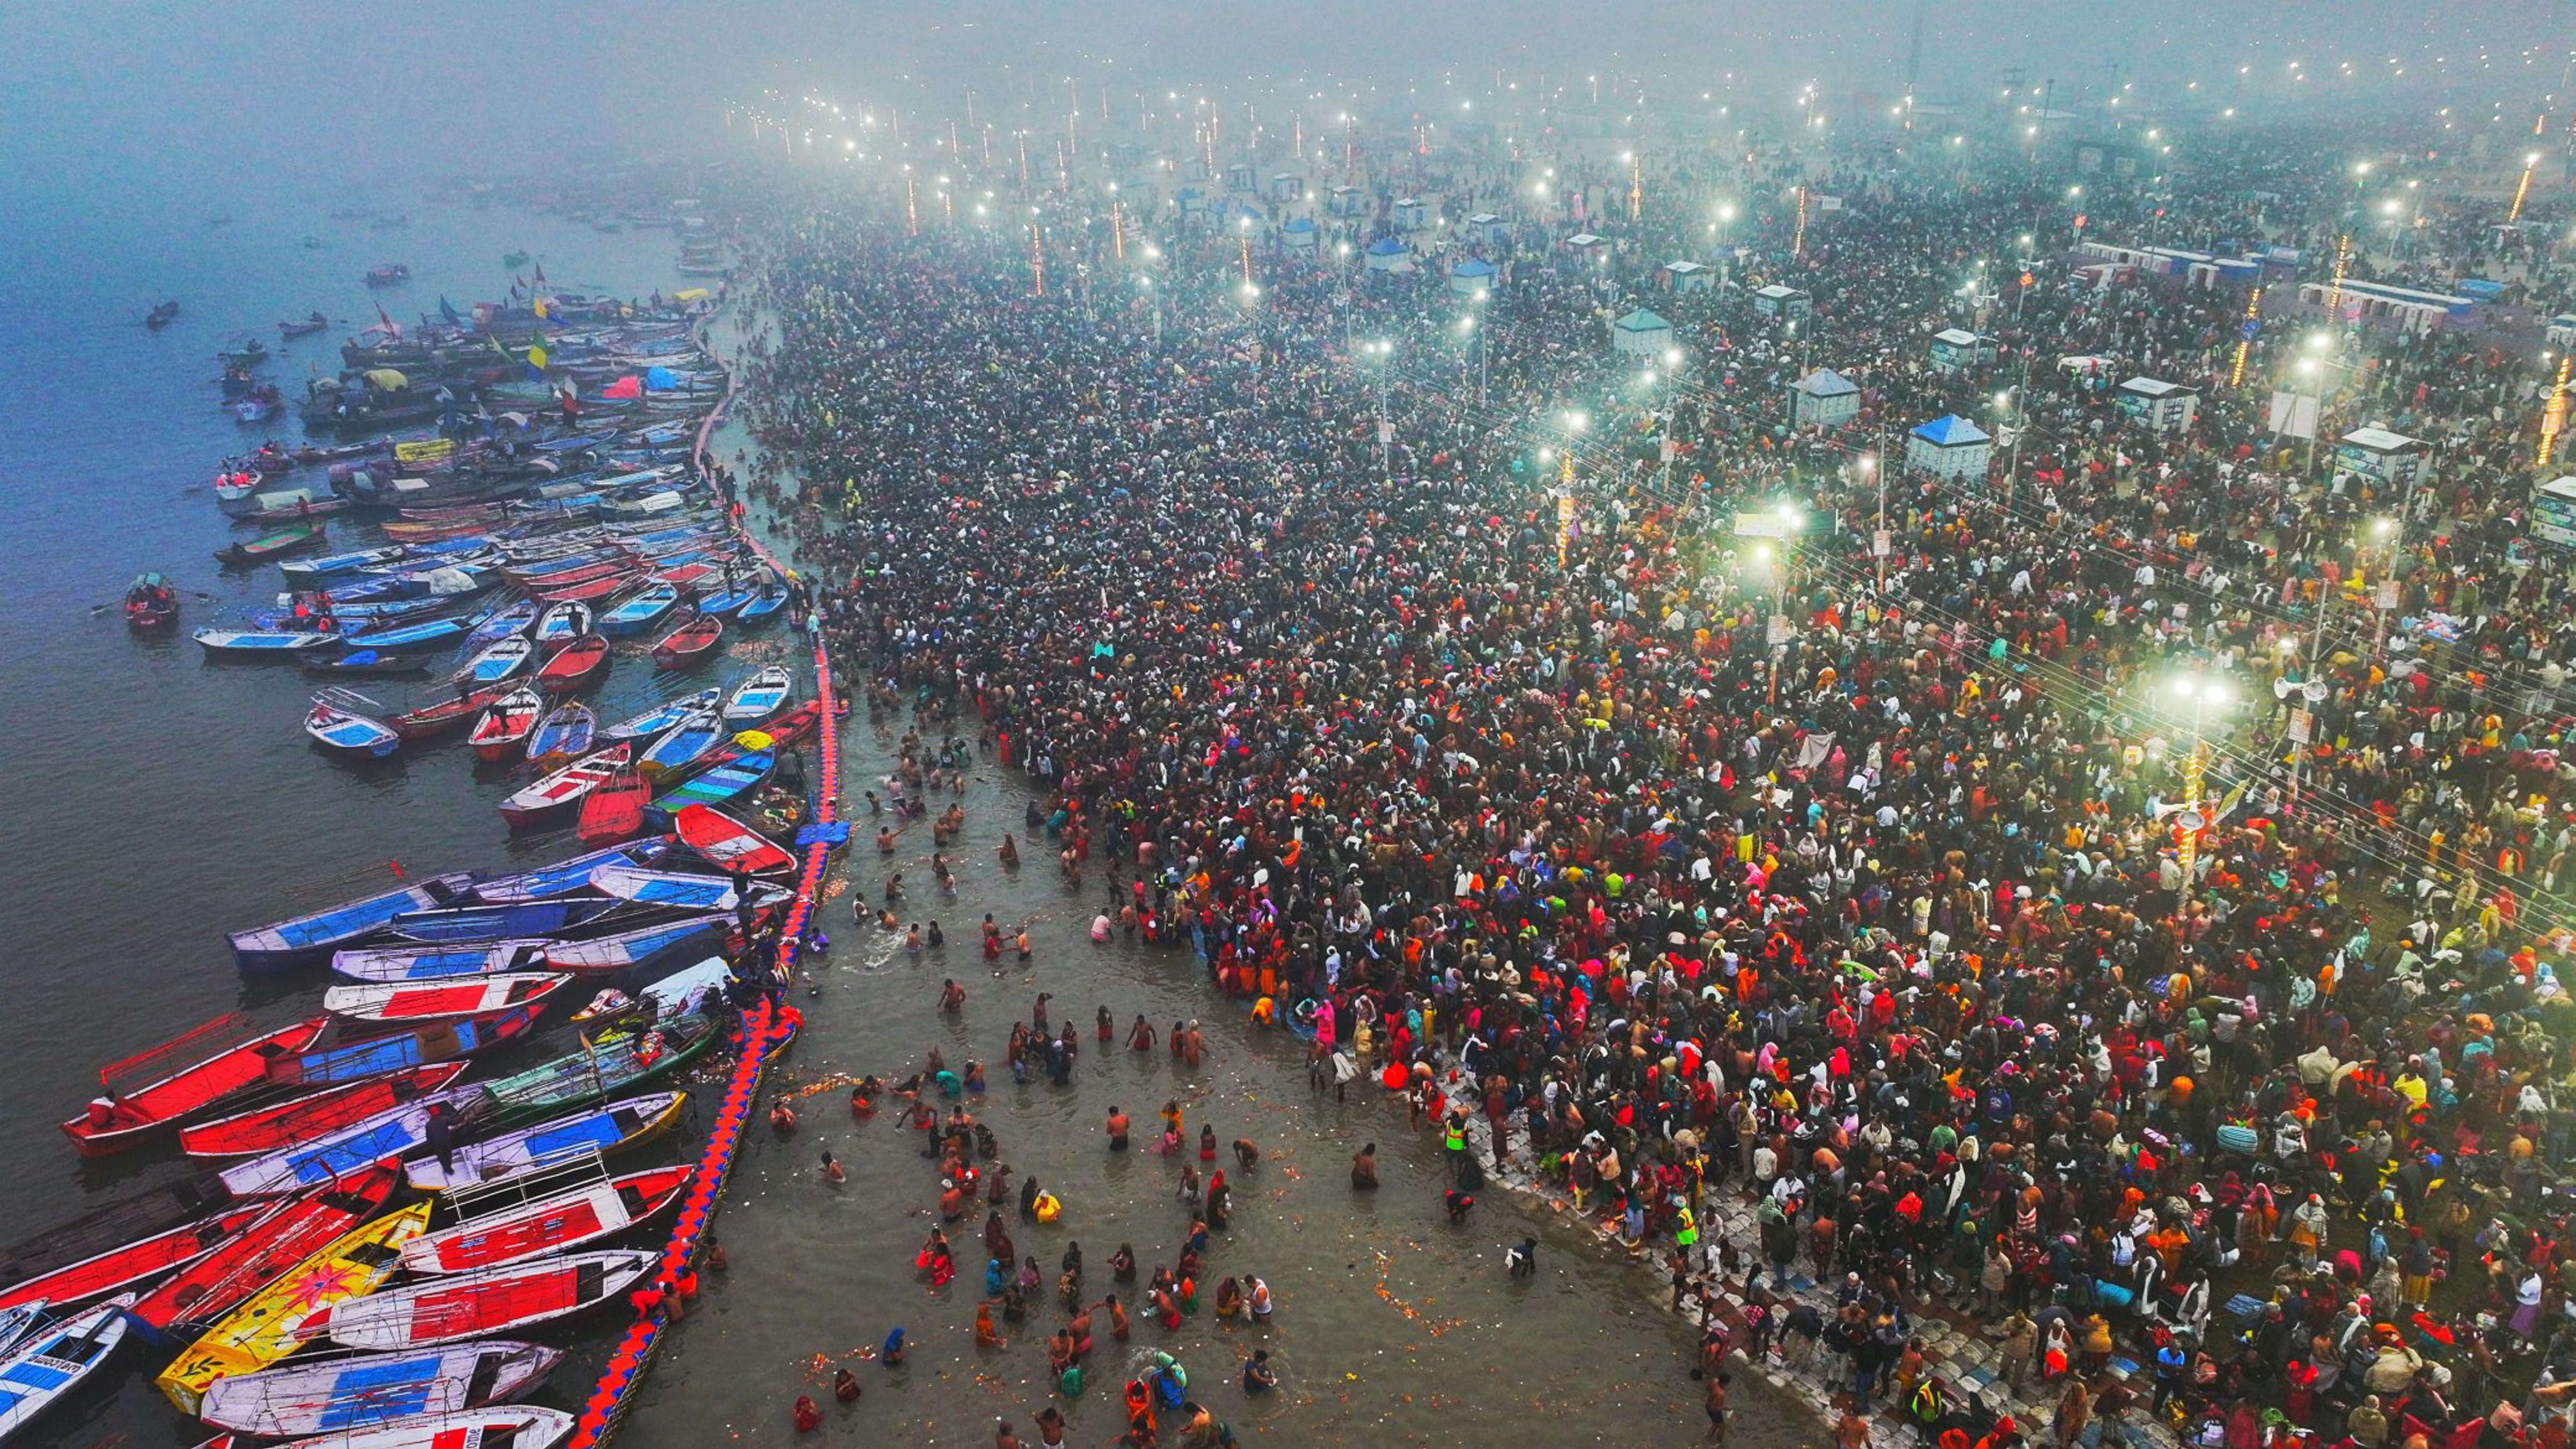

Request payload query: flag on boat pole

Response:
[525,335,548,378]
[438,296,462,325]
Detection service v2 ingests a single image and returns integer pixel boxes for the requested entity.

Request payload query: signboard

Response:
[1733,512,1790,539]
[1766,614,1794,646]
[2288,708,2313,744]
[2374,580,2400,610]
[1872,529,1892,558]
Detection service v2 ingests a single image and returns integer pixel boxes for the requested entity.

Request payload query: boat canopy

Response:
[363,368,410,391]
[420,567,481,596]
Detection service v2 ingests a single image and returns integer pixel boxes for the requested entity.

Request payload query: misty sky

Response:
[2,1,2564,201]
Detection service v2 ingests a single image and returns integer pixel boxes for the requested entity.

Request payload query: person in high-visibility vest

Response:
[1672,1199,1699,1254]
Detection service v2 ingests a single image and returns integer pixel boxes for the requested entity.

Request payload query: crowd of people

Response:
[718,117,2576,1449]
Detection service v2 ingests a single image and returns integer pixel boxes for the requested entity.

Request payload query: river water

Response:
[0,180,1808,1448]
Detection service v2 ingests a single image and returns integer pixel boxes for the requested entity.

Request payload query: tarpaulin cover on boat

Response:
[363,369,410,391]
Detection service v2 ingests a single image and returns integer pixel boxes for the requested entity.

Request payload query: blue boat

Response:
[636,708,722,779]
[217,1086,490,1196]
[264,1004,545,1086]
[333,938,554,982]
[230,870,485,972]
[588,864,785,912]
[303,647,432,678]
[402,1093,684,1191]
[511,547,627,580]
[197,1342,564,1437]
[721,667,793,727]
[652,750,774,811]
[596,583,680,637]
[193,627,341,658]
[386,897,628,945]
[471,842,670,904]
[279,545,413,584]
[341,614,479,652]
[305,695,402,758]
[541,914,729,972]
[463,598,539,649]
[598,688,720,744]
[694,581,758,616]
[734,583,791,627]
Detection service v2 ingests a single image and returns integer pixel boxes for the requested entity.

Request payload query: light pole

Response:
[2165,675,2234,924]
[2291,334,2358,485]
[1364,339,1395,477]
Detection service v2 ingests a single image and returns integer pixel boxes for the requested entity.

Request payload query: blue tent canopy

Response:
[643,367,684,392]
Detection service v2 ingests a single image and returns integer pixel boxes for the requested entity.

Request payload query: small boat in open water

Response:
[125,572,180,631]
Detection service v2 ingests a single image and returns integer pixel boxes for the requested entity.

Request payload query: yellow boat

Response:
[156,1202,431,1413]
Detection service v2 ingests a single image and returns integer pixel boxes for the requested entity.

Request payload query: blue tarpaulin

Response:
[644,367,684,391]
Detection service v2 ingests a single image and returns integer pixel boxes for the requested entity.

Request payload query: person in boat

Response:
[423,1102,458,1172]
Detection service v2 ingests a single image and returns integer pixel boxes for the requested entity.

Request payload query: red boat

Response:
[61,1014,331,1157]
[398,1166,694,1275]
[673,804,796,875]
[0,1201,273,1313]
[499,744,631,828]
[653,562,718,588]
[648,611,723,670]
[536,635,611,694]
[178,1063,471,1159]
[123,1163,402,1343]
[318,1249,658,1349]
[576,771,651,845]
[468,686,543,762]
[534,570,643,604]
[518,558,633,593]
[388,684,508,742]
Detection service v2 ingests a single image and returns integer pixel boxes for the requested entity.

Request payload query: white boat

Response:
[305,694,401,759]
[269,1406,576,1449]
[314,1252,655,1350]
[450,636,535,688]
[197,1343,562,1438]
[721,665,793,726]
[321,972,569,1026]
[195,628,338,657]
[0,1296,135,1440]
[588,864,784,913]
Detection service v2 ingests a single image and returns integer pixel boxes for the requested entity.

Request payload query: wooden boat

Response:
[316,1250,657,1350]
[180,1065,470,1158]
[200,1342,559,1438]
[281,546,411,584]
[305,694,401,759]
[200,1345,562,1439]
[0,1205,267,1314]
[331,939,551,984]
[262,1006,545,1088]
[125,572,180,631]
[539,915,727,975]
[323,972,569,1027]
[338,615,477,653]
[648,610,723,669]
[303,647,433,679]
[194,627,340,658]
[532,569,642,604]
[450,636,535,689]
[467,685,543,762]
[574,958,734,1026]
[523,701,596,768]
[575,771,650,845]
[148,299,180,328]
[467,842,668,904]
[268,1405,576,1449]
[0,1176,231,1300]
[595,582,679,637]
[735,582,791,626]
[634,707,723,781]
[385,684,507,741]
[60,1013,329,1155]
[481,1012,723,1124]
[219,1087,489,1198]
[402,1092,684,1192]
[589,863,785,913]
[598,687,719,743]
[277,312,328,339]
[531,599,594,652]
[156,1204,433,1415]
[401,1164,693,1275]
[463,599,540,652]
[498,744,631,828]
[655,749,773,811]
[0,1297,135,1439]
[126,1163,403,1343]
[387,897,626,946]
[364,264,410,287]
[535,634,610,694]
[674,804,797,875]
[721,665,793,726]
[230,870,482,973]
[216,522,326,568]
